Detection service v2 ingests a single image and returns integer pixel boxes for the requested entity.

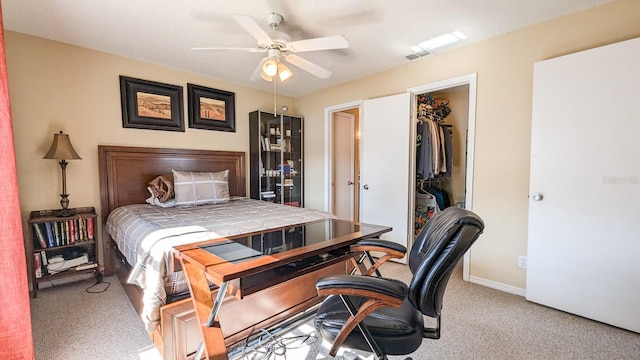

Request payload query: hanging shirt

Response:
[417,119,433,179]
[429,119,440,176]
[439,125,447,174]
[442,126,453,177]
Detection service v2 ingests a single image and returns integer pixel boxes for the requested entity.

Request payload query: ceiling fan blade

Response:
[191,47,262,52]
[286,35,349,52]
[233,14,273,47]
[284,54,332,79]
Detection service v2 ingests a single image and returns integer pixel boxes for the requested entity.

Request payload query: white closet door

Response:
[361,93,411,258]
[527,37,640,332]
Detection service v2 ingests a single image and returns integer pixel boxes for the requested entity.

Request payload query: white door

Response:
[332,112,356,221]
[361,93,411,258]
[527,37,640,332]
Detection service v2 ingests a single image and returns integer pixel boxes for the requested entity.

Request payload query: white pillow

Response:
[172,169,230,206]
[145,186,175,208]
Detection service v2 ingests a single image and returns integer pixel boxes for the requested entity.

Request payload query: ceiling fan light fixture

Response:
[263,58,279,77]
[277,63,293,81]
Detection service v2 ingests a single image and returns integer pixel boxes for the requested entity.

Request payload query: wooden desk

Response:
[175,219,391,360]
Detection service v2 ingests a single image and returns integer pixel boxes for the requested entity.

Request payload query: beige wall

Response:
[295,0,640,290]
[6,32,293,260]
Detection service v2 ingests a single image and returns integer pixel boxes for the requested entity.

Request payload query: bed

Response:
[97,145,341,359]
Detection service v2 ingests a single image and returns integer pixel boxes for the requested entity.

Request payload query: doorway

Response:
[332,111,359,221]
[324,100,362,222]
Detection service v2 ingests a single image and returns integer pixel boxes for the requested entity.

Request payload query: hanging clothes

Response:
[442,126,453,177]
[416,119,433,179]
[424,185,451,211]
[415,94,455,234]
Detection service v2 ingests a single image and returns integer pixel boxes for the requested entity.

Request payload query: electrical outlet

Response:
[518,256,527,269]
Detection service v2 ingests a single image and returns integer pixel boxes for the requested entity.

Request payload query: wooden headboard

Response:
[97,145,246,275]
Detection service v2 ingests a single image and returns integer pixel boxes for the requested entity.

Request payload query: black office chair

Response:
[314,206,484,359]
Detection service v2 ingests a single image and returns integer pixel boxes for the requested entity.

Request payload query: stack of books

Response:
[261,191,276,201]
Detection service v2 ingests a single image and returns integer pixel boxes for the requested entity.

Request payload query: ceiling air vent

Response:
[406,49,432,60]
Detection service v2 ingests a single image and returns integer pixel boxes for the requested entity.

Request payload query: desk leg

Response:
[180,258,229,360]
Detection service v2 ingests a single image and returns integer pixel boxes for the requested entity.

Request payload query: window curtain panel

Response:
[0,4,35,359]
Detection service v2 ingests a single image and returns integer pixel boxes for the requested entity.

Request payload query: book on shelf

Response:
[69,219,76,244]
[32,223,47,248]
[52,222,60,246]
[74,218,80,241]
[261,191,276,199]
[261,136,270,151]
[61,221,67,245]
[34,253,42,278]
[44,222,55,247]
[40,250,49,276]
[77,215,87,241]
[87,217,94,241]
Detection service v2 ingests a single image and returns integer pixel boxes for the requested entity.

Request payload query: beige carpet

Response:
[31,263,640,359]
[30,275,160,360]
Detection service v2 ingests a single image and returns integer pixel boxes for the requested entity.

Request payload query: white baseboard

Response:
[469,275,526,297]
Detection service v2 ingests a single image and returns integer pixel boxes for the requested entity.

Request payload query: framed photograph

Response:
[119,76,184,132]
[187,84,236,132]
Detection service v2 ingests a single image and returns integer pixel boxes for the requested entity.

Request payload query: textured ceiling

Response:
[1,0,612,97]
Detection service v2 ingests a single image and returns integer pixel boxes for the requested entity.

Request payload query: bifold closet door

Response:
[360,93,411,260]
[527,37,640,332]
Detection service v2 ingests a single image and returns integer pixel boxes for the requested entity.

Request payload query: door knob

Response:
[363,184,369,190]
[532,192,544,201]
[347,181,353,185]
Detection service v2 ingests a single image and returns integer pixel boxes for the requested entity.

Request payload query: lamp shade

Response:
[43,131,82,160]
[263,58,279,77]
[277,63,293,81]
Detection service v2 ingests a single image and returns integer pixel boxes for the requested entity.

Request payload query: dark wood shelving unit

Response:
[249,110,303,207]
[26,206,100,298]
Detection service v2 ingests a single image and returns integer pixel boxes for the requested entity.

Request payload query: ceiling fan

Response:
[192,12,349,81]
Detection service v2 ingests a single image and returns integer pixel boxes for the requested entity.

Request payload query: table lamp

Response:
[43,131,82,217]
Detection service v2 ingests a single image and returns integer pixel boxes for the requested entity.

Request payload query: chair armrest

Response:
[316,275,408,302]
[352,238,407,254]
[350,239,407,277]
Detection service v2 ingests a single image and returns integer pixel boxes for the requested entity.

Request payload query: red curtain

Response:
[0,4,35,359]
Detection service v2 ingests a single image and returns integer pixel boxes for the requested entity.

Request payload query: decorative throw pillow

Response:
[172,169,230,206]
[148,174,174,202]
[145,187,176,208]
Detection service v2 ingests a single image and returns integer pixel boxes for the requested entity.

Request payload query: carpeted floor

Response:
[30,263,640,359]
[30,275,161,360]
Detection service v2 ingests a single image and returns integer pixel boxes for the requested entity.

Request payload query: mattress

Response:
[105,197,336,331]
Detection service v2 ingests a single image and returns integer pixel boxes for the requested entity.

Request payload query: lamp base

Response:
[56,194,72,217]
[56,208,74,217]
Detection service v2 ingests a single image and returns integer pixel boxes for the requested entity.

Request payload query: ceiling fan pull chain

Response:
[273,78,277,116]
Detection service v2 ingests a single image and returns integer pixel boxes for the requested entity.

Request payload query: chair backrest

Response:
[407,206,484,318]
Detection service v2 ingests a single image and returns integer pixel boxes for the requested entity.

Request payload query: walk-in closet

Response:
[413,84,470,238]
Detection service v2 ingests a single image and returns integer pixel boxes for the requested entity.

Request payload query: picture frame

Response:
[119,76,184,132]
[187,84,236,132]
